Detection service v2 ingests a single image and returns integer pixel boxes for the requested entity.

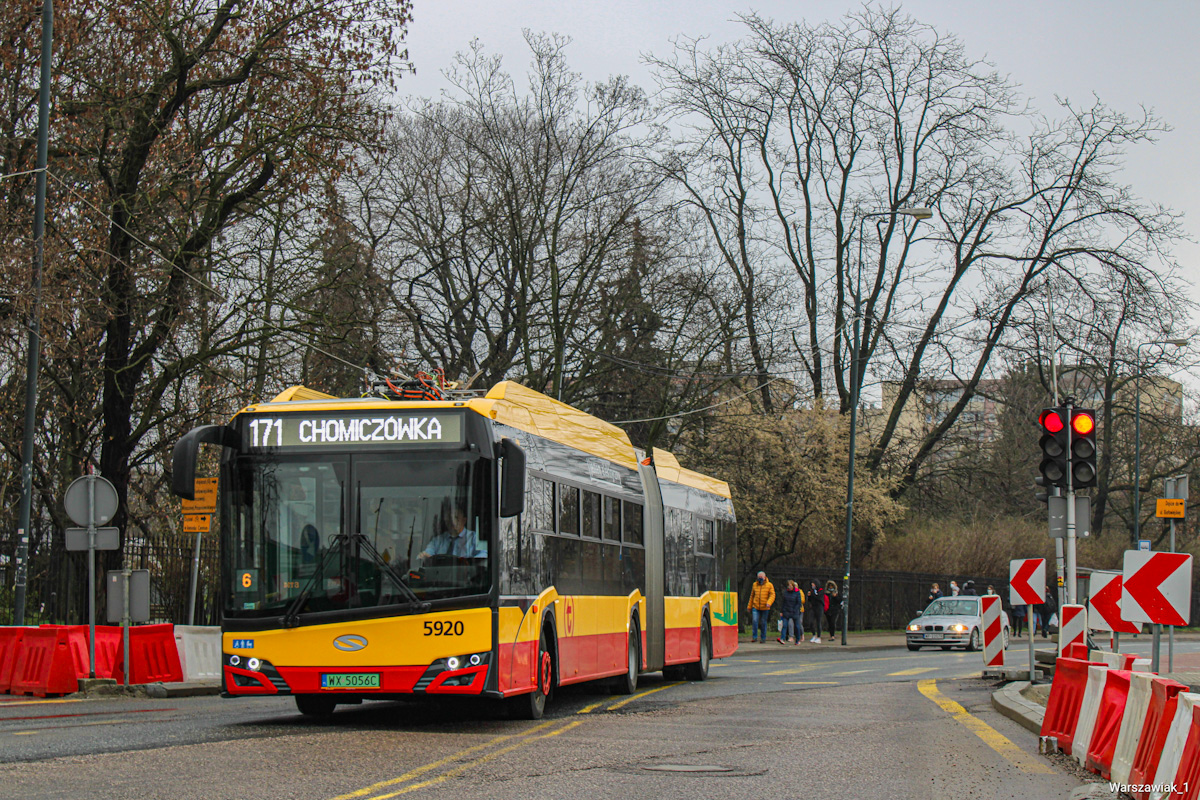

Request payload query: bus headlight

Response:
[247,657,261,672]
[229,655,241,667]
[446,657,460,670]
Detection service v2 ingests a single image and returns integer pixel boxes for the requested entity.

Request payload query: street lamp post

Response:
[1133,338,1187,542]
[841,206,932,646]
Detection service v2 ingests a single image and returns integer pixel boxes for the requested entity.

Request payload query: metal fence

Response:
[1,528,220,627]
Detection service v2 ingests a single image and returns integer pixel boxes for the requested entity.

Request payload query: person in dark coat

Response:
[961,580,977,596]
[804,580,825,643]
[824,579,841,639]
[1039,592,1058,638]
[777,580,804,644]
[926,582,943,606]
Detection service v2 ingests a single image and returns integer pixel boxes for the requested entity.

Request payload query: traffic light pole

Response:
[1065,401,1077,605]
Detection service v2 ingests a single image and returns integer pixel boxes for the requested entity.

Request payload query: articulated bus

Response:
[172,381,737,718]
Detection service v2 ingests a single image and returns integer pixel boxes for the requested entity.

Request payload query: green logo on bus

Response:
[713,578,737,625]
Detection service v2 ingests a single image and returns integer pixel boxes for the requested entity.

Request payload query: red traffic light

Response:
[1040,409,1064,433]
[1071,411,1095,435]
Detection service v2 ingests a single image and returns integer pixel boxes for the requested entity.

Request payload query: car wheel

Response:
[966,628,981,652]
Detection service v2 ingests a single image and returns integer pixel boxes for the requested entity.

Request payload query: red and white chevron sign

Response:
[1058,604,1086,657]
[1086,570,1142,633]
[980,595,1005,667]
[1121,550,1193,626]
[1009,558,1046,606]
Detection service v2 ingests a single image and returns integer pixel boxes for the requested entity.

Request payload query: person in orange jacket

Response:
[747,571,775,643]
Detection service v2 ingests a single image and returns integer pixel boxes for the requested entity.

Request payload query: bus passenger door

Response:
[637,462,665,673]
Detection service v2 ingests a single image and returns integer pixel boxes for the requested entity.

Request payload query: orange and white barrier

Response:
[1112,672,1159,786]
[980,596,1004,667]
[1058,604,1087,657]
[1149,692,1200,800]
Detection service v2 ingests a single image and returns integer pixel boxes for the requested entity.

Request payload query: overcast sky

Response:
[397,0,1200,317]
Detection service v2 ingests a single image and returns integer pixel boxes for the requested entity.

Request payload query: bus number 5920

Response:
[423,620,464,636]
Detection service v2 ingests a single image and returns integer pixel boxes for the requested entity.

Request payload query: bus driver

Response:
[418,507,486,561]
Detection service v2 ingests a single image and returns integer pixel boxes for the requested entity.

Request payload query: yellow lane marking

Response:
[830,669,872,676]
[782,681,839,685]
[888,667,938,677]
[917,680,1053,774]
[335,682,685,800]
[607,682,682,711]
[0,699,83,707]
[329,721,556,800]
[367,720,585,799]
[12,731,38,736]
[763,666,817,676]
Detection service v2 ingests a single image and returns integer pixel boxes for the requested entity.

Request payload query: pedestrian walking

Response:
[1039,592,1058,638]
[949,580,960,596]
[985,585,996,596]
[777,580,803,644]
[747,572,775,643]
[823,579,841,639]
[804,580,825,643]
[926,582,943,605]
[962,580,977,596]
[1012,603,1026,637]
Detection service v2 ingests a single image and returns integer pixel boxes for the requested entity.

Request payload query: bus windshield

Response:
[224,452,491,618]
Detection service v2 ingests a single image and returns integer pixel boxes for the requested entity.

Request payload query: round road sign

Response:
[64,475,119,527]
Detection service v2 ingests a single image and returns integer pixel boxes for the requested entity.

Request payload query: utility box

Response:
[106,569,150,623]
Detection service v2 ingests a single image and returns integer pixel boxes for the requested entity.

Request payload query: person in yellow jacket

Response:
[747,571,775,643]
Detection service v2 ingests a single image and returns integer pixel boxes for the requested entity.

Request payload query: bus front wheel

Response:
[509,628,553,720]
[295,694,337,718]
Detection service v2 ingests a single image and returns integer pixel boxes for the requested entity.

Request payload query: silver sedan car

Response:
[905,596,1010,651]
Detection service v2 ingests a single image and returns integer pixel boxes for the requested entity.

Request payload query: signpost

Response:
[1010,558,1046,682]
[1121,549,1194,673]
[183,477,218,625]
[1162,475,1188,671]
[63,474,119,679]
[107,569,150,686]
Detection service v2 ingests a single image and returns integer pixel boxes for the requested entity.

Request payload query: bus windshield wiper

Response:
[352,533,428,609]
[280,533,346,627]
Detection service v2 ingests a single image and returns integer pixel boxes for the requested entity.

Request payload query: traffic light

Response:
[1070,408,1098,488]
[1038,407,1069,488]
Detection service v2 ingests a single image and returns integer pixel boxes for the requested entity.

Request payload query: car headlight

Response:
[950,624,968,633]
[907,624,921,632]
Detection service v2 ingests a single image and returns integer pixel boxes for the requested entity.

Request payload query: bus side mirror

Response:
[499,438,526,518]
[172,425,239,499]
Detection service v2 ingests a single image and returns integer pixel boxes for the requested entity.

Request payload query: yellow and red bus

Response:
[172,380,737,718]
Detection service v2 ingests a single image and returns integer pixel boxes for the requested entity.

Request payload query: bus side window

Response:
[602,496,621,541]
[558,485,580,535]
[581,491,600,538]
[623,501,643,545]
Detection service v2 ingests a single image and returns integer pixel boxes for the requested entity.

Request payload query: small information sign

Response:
[183,514,211,533]
[182,477,218,514]
[1156,498,1186,518]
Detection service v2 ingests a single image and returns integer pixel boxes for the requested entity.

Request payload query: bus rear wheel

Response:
[295,695,337,718]
[611,622,640,695]
[509,628,553,720]
[683,618,711,682]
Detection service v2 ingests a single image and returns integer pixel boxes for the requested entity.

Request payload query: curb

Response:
[75,679,221,699]
[990,680,1044,734]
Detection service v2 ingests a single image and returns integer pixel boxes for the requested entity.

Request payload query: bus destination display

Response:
[243,412,463,449]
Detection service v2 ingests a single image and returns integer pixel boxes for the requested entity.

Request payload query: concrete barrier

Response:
[174,626,221,682]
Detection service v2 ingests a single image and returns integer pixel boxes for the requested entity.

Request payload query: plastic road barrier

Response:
[1041,657,1098,753]
[8,627,79,697]
[1064,642,1090,661]
[174,626,221,682]
[1167,700,1200,800]
[1059,604,1087,657]
[1072,664,1111,765]
[0,627,30,693]
[1088,649,1123,668]
[1112,672,1160,786]
[1085,668,1132,777]
[1150,692,1200,800]
[981,596,1005,667]
[1129,678,1189,800]
[1131,658,1152,673]
[116,624,184,685]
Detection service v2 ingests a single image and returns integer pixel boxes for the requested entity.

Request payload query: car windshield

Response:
[223,452,491,618]
[924,598,978,617]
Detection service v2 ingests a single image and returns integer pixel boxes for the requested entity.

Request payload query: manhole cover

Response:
[642,765,735,773]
